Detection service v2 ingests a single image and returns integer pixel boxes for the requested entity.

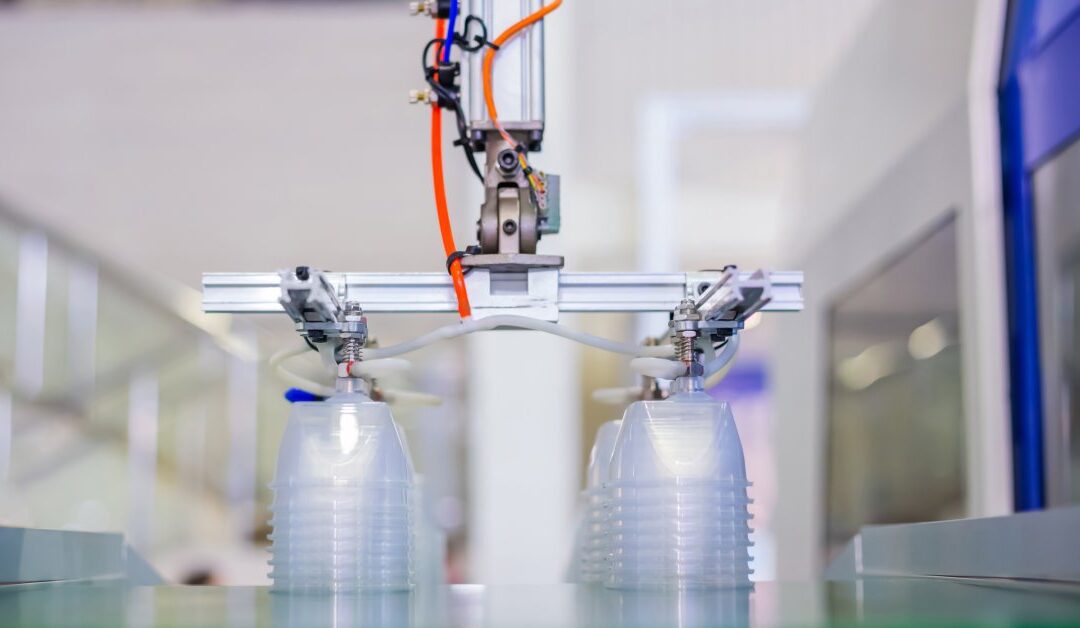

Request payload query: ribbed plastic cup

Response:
[604,390,753,589]
[269,386,416,593]
[579,420,621,583]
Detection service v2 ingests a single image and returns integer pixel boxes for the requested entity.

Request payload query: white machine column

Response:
[466,331,580,584]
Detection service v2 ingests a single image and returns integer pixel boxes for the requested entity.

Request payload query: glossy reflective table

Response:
[2,579,1080,627]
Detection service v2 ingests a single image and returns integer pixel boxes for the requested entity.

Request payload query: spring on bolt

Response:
[341,337,364,363]
[676,335,695,365]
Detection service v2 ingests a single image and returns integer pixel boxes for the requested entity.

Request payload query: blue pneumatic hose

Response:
[284,388,326,403]
[442,0,459,63]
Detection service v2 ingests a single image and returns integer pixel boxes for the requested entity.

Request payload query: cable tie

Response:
[446,251,466,272]
[454,33,499,51]
[446,245,481,275]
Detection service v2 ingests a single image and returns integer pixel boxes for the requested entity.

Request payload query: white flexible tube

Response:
[591,386,647,406]
[379,388,443,407]
[269,346,336,397]
[630,357,686,380]
[627,335,741,387]
[364,315,674,360]
[275,329,735,395]
[272,317,679,398]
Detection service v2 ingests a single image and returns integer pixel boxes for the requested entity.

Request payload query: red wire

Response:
[431,19,472,319]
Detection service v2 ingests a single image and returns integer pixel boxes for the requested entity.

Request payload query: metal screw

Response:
[408,1,431,16]
[497,149,519,174]
[502,219,518,235]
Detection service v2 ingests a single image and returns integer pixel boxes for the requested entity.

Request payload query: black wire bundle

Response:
[422,38,484,182]
[454,15,495,53]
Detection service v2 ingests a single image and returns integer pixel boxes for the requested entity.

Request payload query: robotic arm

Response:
[201,0,803,390]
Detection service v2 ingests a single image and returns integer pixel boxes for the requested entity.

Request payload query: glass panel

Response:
[825,217,966,557]
[0,222,18,383]
[40,245,71,400]
[1063,262,1080,500]
[1034,136,1080,503]
[0,209,275,580]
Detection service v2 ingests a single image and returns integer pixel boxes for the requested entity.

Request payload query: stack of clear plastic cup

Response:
[605,389,753,589]
[579,420,621,583]
[268,385,415,593]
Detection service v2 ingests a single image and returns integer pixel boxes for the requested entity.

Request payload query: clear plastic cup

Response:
[269,540,414,554]
[270,506,412,519]
[271,393,414,489]
[269,560,413,573]
[587,420,622,489]
[607,393,746,484]
[604,391,753,590]
[269,389,416,593]
[578,420,621,583]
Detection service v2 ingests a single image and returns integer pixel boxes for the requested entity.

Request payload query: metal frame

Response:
[203,270,803,319]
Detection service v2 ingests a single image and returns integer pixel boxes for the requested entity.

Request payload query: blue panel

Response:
[1018,13,1080,166]
[1000,74,1046,510]
[1002,1,1039,72]
[999,0,1080,510]
[1032,0,1080,49]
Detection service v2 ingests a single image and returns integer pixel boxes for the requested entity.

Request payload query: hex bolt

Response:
[343,300,364,319]
[673,299,701,323]
[497,149,519,174]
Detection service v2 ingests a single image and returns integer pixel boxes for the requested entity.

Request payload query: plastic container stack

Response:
[268,386,415,593]
[578,420,621,583]
[605,389,753,589]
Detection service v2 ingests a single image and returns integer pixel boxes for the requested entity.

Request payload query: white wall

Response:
[0,5,457,288]
[772,0,1012,580]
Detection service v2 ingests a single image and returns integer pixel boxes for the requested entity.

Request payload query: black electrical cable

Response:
[435,85,484,181]
[422,40,483,181]
[712,338,732,353]
[422,37,484,182]
[455,15,496,52]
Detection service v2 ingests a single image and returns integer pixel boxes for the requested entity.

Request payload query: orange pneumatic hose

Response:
[431,18,472,319]
[482,0,564,147]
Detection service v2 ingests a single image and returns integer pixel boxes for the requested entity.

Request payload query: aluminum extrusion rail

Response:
[202,271,803,315]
